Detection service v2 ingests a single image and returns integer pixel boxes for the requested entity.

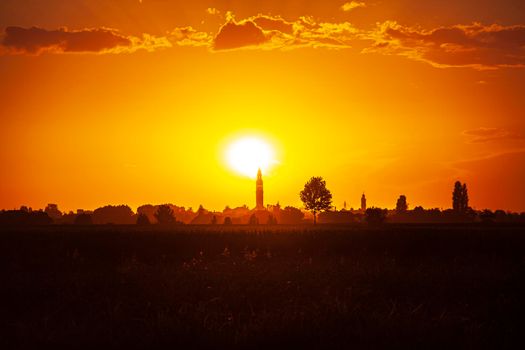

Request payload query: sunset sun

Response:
[225,136,276,178]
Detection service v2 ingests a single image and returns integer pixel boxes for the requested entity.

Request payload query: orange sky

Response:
[1,0,524,212]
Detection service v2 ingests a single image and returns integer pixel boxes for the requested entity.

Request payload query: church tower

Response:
[256,168,264,210]
[361,193,367,211]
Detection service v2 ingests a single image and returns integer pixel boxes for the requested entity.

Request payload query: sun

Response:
[225,136,276,178]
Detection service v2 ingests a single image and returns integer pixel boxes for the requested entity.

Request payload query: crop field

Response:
[1,224,525,348]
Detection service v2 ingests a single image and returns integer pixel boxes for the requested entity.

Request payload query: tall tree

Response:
[396,195,408,213]
[453,181,462,212]
[461,183,469,212]
[452,181,469,214]
[300,176,332,224]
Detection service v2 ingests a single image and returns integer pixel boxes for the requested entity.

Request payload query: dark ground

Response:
[1,224,525,349]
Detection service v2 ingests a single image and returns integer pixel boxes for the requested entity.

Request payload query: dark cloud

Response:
[1,14,358,54]
[3,26,132,54]
[212,14,357,51]
[213,20,268,50]
[1,26,172,55]
[365,22,525,69]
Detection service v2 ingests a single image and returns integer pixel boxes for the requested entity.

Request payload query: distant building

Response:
[361,193,367,211]
[256,168,264,209]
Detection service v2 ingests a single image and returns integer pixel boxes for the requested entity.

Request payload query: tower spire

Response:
[361,192,367,211]
[256,168,264,209]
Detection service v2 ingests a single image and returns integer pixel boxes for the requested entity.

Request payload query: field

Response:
[1,224,525,348]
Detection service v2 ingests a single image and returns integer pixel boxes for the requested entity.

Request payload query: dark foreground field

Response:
[1,224,525,349]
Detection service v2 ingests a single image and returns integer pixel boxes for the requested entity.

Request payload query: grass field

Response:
[1,224,525,348]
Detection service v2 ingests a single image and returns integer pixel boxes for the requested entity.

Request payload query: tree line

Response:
[1,180,523,226]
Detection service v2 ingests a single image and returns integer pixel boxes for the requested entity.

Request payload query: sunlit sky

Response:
[1,0,524,212]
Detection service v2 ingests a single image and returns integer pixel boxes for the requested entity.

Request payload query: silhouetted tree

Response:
[494,210,507,222]
[44,204,62,221]
[223,217,233,225]
[249,213,259,225]
[155,205,175,224]
[479,209,495,223]
[300,176,332,224]
[318,210,357,224]
[92,205,134,224]
[0,210,52,226]
[365,208,387,225]
[267,214,277,225]
[74,213,93,225]
[452,181,469,214]
[137,204,157,223]
[280,206,305,224]
[396,195,408,213]
[136,213,151,225]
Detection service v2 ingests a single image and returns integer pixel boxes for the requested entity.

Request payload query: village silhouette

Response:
[1,169,523,226]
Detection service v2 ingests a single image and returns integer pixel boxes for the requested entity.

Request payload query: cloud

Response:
[7,14,523,70]
[252,15,294,35]
[206,8,220,16]
[341,2,366,12]
[364,21,525,69]
[1,26,171,54]
[169,27,212,47]
[213,18,268,50]
[462,127,524,143]
[212,14,358,51]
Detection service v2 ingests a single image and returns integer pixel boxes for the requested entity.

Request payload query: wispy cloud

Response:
[341,2,366,12]
[462,127,524,143]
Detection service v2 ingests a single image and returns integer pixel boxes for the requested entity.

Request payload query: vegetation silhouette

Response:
[154,205,176,224]
[365,207,388,225]
[249,213,259,225]
[3,181,525,227]
[74,213,93,225]
[0,209,52,226]
[279,206,305,224]
[453,181,469,214]
[136,213,151,226]
[300,176,333,224]
[267,214,277,225]
[3,224,525,348]
[396,195,408,213]
[44,204,62,220]
[92,205,134,225]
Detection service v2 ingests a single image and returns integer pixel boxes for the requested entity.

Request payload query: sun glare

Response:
[225,137,276,178]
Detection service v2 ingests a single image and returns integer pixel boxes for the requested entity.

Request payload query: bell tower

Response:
[256,168,264,209]
[361,193,367,211]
